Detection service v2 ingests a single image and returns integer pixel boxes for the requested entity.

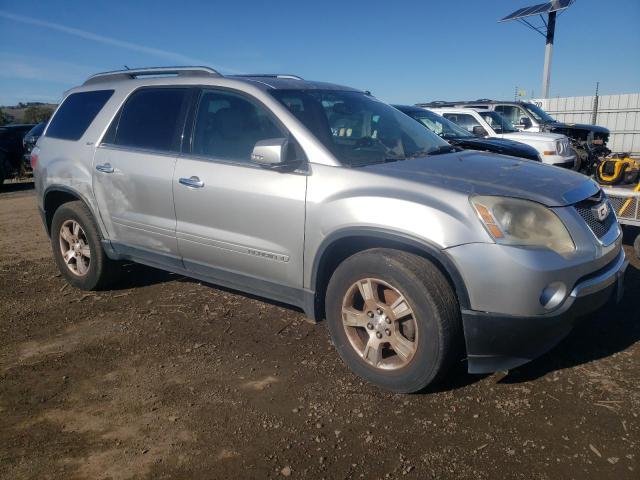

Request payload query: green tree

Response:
[23,105,54,124]
[0,108,9,126]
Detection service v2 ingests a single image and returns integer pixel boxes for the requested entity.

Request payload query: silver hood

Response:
[363,150,598,207]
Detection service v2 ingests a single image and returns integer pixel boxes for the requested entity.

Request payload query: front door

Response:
[173,88,307,290]
[93,87,191,267]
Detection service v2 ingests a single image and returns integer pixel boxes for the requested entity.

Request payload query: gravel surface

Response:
[1,183,638,479]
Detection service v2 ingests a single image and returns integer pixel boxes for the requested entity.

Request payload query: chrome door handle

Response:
[178,176,204,188]
[96,163,114,173]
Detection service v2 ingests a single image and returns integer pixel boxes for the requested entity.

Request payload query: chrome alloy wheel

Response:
[59,220,91,276]
[341,278,418,370]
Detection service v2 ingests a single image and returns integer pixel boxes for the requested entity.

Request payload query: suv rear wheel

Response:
[326,248,461,393]
[50,201,119,290]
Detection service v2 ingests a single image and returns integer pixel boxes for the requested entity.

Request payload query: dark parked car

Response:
[0,124,35,185]
[23,122,46,164]
[393,105,540,162]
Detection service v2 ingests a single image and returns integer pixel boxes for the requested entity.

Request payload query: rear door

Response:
[93,87,191,267]
[173,88,307,289]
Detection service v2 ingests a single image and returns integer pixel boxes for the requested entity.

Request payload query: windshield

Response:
[270,90,451,166]
[404,109,474,139]
[523,103,556,123]
[477,111,518,134]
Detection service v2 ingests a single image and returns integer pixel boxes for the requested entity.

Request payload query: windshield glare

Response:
[270,90,450,166]
[523,103,556,123]
[407,110,474,139]
[478,111,518,134]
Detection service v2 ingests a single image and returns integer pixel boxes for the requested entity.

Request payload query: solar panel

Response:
[500,0,574,22]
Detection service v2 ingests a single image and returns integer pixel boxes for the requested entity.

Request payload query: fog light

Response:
[540,282,567,310]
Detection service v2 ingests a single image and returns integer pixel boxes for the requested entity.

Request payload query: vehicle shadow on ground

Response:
[0,181,34,194]
[112,262,305,314]
[500,256,640,385]
[110,263,179,290]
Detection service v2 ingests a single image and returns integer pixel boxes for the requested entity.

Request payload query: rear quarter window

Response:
[45,90,114,141]
[104,88,189,152]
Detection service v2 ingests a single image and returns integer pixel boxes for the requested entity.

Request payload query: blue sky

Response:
[0,0,638,106]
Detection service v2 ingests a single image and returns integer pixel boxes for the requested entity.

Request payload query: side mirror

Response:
[520,117,532,129]
[251,138,289,167]
[472,125,488,137]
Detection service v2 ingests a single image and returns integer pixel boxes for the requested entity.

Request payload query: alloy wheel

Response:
[341,277,418,370]
[59,219,91,276]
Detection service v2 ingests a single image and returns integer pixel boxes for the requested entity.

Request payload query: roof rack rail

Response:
[83,66,221,85]
[230,74,304,80]
[416,99,496,107]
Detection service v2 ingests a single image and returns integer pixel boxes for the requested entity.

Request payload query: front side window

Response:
[478,111,518,134]
[106,88,189,152]
[46,90,113,141]
[442,113,483,133]
[191,90,285,162]
[271,90,450,167]
[494,105,523,126]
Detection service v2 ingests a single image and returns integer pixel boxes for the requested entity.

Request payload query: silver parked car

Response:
[33,67,627,393]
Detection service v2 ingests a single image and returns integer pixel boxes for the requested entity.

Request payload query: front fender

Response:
[309,226,472,310]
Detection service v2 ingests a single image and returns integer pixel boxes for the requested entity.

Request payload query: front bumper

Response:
[462,249,628,374]
[540,152,576,168]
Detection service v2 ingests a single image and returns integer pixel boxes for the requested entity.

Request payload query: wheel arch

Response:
[42,186,105,238]
[309,228,471,321]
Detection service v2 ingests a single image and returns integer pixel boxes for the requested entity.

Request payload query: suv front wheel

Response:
[326,248,461,393]
[50,201,119,290]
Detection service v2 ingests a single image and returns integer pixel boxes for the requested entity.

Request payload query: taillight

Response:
[30,152,38,169]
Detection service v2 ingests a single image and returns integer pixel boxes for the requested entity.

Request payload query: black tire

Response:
[634,234,640,260]
[571,147,582,172]
[50,200,119,290]
[325,248,462,393]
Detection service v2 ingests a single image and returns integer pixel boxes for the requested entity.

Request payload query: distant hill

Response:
[0,102,58,125]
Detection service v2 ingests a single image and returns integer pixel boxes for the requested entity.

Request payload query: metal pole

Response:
[591,81,599,125]
[541,11,556,99]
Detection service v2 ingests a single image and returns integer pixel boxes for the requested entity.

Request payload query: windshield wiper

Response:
[408,145,459,157]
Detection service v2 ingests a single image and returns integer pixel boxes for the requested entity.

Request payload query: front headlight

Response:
[470,196,575,255]
[555,140,562,154]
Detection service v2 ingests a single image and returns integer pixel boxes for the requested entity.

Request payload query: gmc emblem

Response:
[593,202,609,222]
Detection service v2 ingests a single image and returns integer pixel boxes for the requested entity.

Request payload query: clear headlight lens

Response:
[470,196,575,255]
[555,140,562,154]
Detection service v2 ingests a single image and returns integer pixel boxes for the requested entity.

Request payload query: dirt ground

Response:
[0,183,638,480]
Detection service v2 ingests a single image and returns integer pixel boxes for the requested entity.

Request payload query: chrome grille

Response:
[574,191,616,239]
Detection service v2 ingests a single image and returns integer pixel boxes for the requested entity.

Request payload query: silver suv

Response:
[33,67,627,393]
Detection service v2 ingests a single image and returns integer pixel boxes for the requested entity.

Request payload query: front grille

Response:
[574,191,616,239]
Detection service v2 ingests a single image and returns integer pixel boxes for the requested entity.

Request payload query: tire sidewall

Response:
[326,252,446,393]
[50,203,104,290]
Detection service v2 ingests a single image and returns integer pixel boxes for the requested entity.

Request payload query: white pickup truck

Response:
[426,107,576,168]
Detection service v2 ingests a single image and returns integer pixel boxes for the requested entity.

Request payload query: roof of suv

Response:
[417,100,536,108]
[81,66,358,93]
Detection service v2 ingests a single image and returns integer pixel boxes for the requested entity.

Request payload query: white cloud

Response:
[0,10,239,73]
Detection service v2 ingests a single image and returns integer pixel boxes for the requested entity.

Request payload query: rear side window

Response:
[105,88,189,152]
[46,90,114,140]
